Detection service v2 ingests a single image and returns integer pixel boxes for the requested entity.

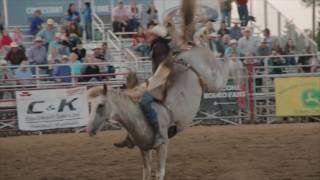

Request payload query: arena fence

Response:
[0,52,319,134]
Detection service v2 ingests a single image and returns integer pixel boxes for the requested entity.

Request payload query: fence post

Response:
[3,0,8,29]
[264,0,268,29]
[277,12,282,37]
[35,66,40,88]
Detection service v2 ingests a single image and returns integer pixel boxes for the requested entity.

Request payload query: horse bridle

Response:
[173,58,206,94]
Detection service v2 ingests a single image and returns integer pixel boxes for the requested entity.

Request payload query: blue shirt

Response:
[37,27,58,43]
[230,26,242,40]
[53,65,72,83]
[225,47,243,58]
[30,16,44,35]
[83,7,92,23]
[65,11,81,23]
[15,69,33,85]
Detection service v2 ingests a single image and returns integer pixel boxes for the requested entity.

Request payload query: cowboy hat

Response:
[209,32,218,37]
[242,27,251,33]
[47,18,55,25]
[10,42,19,48]
[148,25,168,38]
[33,36,44,42]
[229,39,238,45]
[0,60,7,65]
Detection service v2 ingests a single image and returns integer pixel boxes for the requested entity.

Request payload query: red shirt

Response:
[237,0,248,5]
[1,35,13,46]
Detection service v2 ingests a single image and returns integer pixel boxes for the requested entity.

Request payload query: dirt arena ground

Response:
[0,124,320,180]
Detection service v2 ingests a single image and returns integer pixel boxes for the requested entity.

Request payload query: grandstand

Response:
[0,0,319,133]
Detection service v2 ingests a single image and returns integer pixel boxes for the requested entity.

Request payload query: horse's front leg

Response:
[156,142,169,180]
[141,150,152,180]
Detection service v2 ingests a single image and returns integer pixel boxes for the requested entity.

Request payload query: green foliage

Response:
[301,0,320,7]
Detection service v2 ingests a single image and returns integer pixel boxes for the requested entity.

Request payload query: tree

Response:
[301,0,320,6]
[302,0,320,39]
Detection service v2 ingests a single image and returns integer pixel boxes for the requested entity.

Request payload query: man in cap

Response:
[37,19,58,45]
[5,42,27,66]
[28,37,48,74]
[238,27,257,55]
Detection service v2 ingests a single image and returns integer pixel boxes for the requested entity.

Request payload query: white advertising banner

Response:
[16,87,89,131]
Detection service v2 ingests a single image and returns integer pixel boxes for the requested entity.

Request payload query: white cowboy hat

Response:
[229,39,238,45]
[148,25,168,38]
[209,32,218,37]
[0,60,7,65]
[33,36,44,42]
[10,42,19,48]
[243,27,251,32]
[47,18,55,25]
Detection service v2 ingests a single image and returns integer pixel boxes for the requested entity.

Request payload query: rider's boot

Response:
[114,136,135,149]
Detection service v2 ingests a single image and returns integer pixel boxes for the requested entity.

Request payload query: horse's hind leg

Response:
[156,142,168,180]
[141,150,152,180]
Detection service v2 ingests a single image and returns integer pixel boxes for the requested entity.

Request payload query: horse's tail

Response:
[181,0,196,45]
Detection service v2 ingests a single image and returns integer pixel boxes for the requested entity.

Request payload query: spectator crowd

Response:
[0,0,319,100]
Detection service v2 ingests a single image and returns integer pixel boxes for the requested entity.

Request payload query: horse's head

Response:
[87,84,111,137]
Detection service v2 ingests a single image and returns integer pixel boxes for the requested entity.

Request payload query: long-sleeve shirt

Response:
[112,7,129,22]
[37,27,58,43]
[30,16,44,35]
[238,36,258,55]
[28,46,47,65]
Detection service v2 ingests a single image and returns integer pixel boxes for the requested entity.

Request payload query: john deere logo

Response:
[303,90,320,108]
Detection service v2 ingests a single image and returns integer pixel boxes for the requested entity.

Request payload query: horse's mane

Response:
[88,86,135,105]
[87,86,104,99]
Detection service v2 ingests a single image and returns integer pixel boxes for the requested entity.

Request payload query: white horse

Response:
[87,46,233,180]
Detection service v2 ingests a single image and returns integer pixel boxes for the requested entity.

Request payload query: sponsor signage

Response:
[275,77,320,116]
[16,87,89,131]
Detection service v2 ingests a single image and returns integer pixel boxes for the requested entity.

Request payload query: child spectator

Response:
[230,20,242,40]
[14,60,33,86]
[59,40,71,56]
[5,42,27,66]
[53,55,72,83]
[30,10,44,36]
[13,27,24,47]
